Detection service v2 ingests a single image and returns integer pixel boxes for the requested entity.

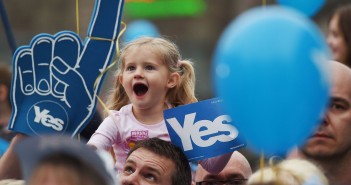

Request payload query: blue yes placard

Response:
[164,98,246,161]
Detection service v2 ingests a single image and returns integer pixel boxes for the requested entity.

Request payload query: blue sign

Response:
[8,0,124,136]
[164,98,246,161]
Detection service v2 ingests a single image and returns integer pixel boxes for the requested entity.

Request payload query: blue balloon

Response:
[123,20,160,42]
[213,6,331,156]
[277,0,325,17]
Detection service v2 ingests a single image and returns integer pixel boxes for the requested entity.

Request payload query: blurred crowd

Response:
[0,2,351,185]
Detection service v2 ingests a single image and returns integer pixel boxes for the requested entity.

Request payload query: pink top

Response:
[87,104,170,172]
[88,104,231,174]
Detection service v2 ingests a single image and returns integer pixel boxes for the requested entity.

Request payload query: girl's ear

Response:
[167,72,180,88]
[118,74,123,84]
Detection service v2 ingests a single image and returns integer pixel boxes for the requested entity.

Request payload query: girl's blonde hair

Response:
[107,37,197,111]
[248,159,329,185]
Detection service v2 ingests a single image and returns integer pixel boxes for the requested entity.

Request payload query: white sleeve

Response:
[87,115,120,151]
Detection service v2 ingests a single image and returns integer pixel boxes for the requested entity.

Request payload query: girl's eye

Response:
[126,66,135,71]
[145,65,155,70]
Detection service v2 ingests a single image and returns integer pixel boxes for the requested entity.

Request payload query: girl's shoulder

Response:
[102,104,133,124]
[109,104,133,116]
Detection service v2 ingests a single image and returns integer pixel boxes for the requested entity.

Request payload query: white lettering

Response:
[166,113,238,151]
[166,113,195,151]
[214,115,238,142]
[34,106,49,123]
[191,119,217,148]
[33,105,64,131]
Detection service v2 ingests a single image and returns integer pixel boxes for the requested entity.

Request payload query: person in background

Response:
[120,137,191,185]
[247,159,328,185]
[0,63,15,142]
[194,151,252,185]
[14,135,118,185]
[327,4,351,66]
[291,61,351,185]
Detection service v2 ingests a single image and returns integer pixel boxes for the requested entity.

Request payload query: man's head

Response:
[301,61,351,160]
[194,151,252,185]
[120,138,191,185]
[14,135,117,185]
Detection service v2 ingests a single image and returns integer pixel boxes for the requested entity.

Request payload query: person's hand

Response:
[8,0,124,136]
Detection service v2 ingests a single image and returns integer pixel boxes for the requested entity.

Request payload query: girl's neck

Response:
[132,102,169,125]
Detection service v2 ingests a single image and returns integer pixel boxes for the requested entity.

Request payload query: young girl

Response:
[87,36,197,172]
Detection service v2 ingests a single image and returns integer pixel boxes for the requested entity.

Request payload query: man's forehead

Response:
[330,61,351,79]
[127,148,175,173]
[330,64,351,99]
[224,154,251,177]
[196,152,251,180]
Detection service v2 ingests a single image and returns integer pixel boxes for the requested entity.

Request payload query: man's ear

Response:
[167,72,180,88]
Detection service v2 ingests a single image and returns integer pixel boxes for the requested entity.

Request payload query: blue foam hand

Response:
[9,0,124,136]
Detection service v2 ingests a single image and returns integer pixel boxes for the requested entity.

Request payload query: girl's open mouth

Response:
[133,83,148,96]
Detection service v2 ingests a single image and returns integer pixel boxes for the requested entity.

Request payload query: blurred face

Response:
[120,148,175,185]
[119,46,178,111]
[327,15,349,64]
[302,62,351,159]
[0,84,11,126]
[29,164,79,185]
[195,152,252,185]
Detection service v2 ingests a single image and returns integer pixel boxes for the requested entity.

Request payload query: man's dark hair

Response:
[128,138,191,185]
[30,152,109,185]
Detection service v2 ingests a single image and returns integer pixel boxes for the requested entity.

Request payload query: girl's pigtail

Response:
[169,60,197,107]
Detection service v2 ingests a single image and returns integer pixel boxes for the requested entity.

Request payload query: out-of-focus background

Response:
[0,0,348,100]
[1,0,350,169]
